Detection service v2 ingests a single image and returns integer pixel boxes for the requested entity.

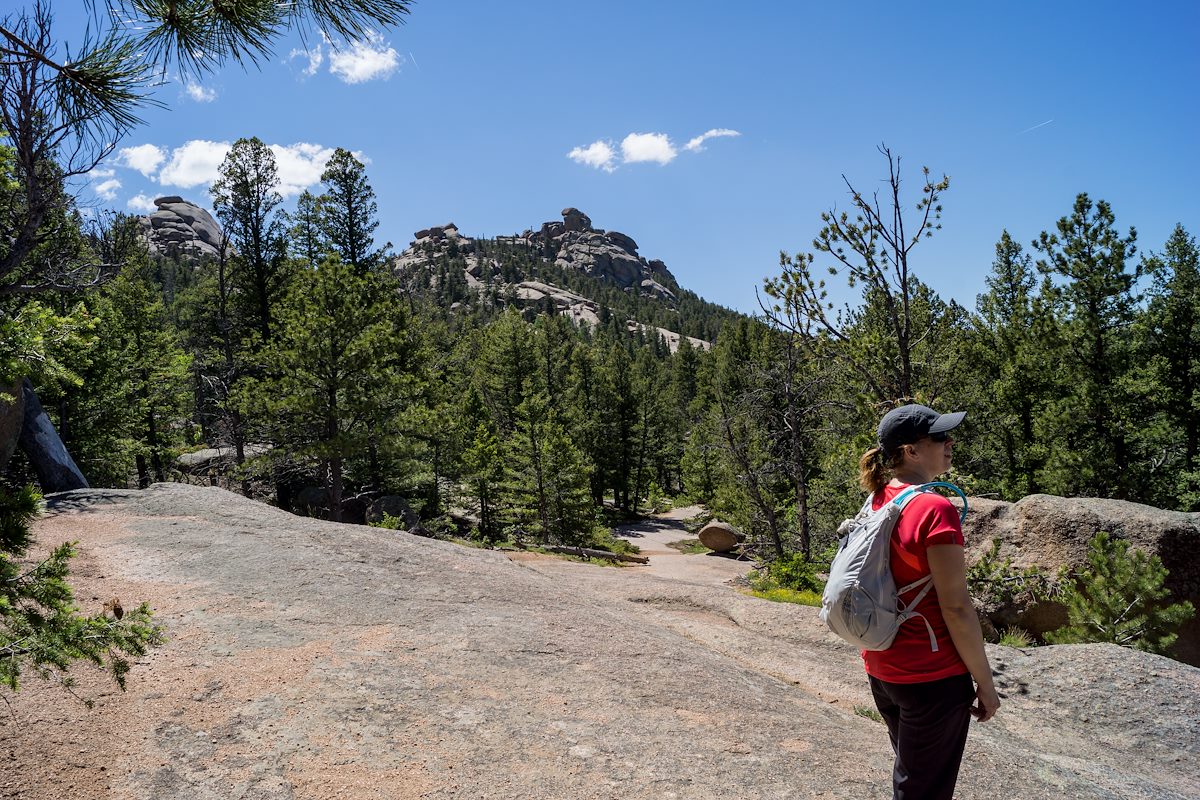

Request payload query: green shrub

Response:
[766,552,824,593]
[369,512,406,531]
[588,528,640,556]
[967,538,1064,607]
[1046,532,1195,654]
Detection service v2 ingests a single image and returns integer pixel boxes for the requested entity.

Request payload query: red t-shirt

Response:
[861,483,969,684]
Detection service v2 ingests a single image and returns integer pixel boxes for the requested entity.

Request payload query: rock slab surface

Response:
[2,483,1197,799]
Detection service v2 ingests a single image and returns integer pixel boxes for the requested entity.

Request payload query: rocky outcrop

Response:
[391,210,709,353]
[138,196,225,259]
[530,207,679,302]
[963,494,1200,664]
[393,208,680,304]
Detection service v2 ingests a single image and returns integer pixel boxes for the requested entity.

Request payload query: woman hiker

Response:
[859,404,1001,800]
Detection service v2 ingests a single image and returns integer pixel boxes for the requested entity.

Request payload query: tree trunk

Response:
[17,379,88,492]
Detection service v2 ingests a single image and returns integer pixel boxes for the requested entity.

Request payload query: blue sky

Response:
[75,1,1200,315]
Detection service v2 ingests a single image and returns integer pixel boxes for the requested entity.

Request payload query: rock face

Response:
[391,209,709,353]
[7,482,1198,800]
[963,494,1200,665]
[138,196,225,259]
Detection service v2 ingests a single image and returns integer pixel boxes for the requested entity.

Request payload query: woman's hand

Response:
[971,682,1001,722]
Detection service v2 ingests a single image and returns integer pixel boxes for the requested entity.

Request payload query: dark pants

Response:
[869,673,975,800]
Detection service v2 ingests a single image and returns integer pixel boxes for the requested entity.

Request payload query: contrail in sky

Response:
[408,52,420,70]
[1019,119,1054,135]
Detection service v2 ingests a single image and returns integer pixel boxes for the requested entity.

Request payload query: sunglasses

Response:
[928,431,953,442]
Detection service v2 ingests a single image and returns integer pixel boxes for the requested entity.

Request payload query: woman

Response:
[859,403,1000,800]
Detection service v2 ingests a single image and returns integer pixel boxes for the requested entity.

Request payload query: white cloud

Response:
[158,139,232,188]
[184,81,217,102]
[568,140,617,172]
[327,30,401,84]
[118,143,167,177]
[90,167,115,179]
[93,178,122,200]
[127,193,158,214]
[621,132,676,165]
[289,45,324,77]
[143,140,358,198]
[269,143,338,197]
[683,128,741,152]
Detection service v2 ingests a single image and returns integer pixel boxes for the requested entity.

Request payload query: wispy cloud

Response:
[1019,119,1054,135]
[118,144,167,176]
[569,127,739,172]
[289,45,324,77]
[184,81,217,103]
[684,128,740,152]
[127,193,158,214]
[568,140,617,172]
[327,30,402,84]
[94,178,122,201]
[621,132,677,165]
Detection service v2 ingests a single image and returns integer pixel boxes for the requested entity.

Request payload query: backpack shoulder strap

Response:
[891,481,969,523]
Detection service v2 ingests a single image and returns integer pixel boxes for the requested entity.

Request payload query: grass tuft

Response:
[748,586,823,607]
[854,705,885,723]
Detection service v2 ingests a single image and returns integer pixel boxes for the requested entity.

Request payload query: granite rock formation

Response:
[392,209,708,353]
[138,196,225,259]
[962,494,1200,664]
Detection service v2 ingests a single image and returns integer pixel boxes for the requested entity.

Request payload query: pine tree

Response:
[288,190,328,269]
[1138,225,1200,508]
[1033,194,1139,498]
[104,259,193,488]
[1047,532,1194,654]
[251,257,411,521]
[211,136,290,343]
[320,148,386,275]
[501,392,594,545]
[971,231,1054,499]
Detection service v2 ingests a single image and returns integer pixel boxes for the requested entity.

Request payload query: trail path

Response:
[612,504,750,586]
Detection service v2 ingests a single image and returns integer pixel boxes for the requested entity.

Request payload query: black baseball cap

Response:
[877,404,965,457]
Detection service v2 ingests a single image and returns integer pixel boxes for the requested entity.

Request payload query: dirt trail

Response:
[2,485,1197,800]
[612,504,750,586]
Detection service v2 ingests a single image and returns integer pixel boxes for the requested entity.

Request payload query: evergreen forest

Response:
[5,135,1200,563]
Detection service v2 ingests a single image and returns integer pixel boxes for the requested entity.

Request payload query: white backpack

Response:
[819,482,968,652]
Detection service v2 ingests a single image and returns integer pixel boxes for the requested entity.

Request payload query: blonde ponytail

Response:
[858,446,903,494]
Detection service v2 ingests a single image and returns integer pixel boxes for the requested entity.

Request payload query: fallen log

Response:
[541,545,648,564]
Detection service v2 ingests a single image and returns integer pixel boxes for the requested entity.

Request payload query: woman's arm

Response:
[926,543,1001,722]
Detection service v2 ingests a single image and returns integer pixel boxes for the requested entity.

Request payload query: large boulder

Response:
[698,520,744,552]
[963,494,1200,665]
[561,207,592,232]
[139,197,225,259]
